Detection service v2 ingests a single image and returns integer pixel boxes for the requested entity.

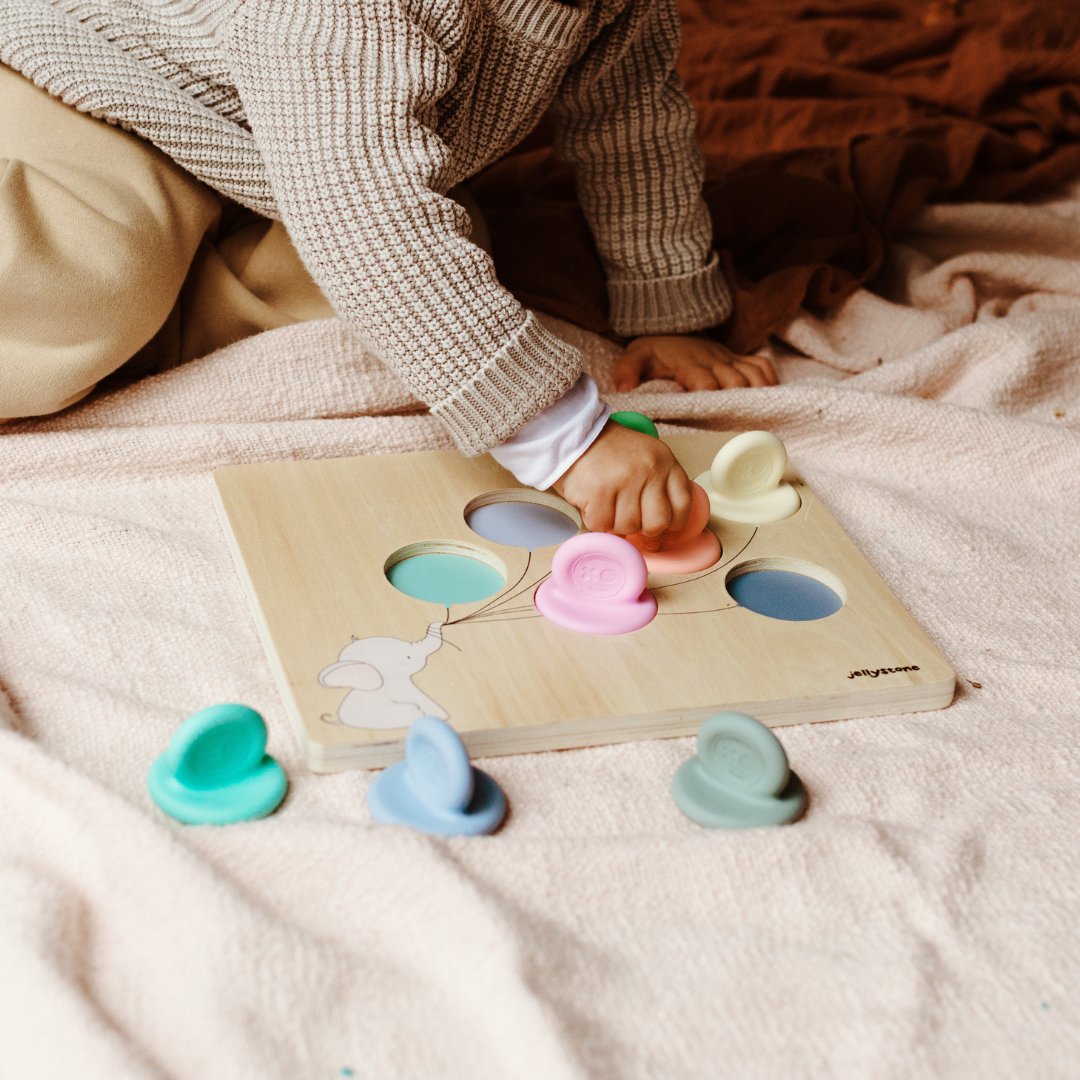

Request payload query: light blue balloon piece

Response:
[368,716,506,836]
[148,704,288,825]
[672,712,806,829]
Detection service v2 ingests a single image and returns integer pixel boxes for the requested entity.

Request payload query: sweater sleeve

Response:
[548,0,731,337]
[224,0,582,456]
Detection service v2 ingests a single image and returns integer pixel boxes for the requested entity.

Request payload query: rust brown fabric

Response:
[465,0,1080,352]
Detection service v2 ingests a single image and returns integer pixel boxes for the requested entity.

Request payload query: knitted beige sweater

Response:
[1,0,732,453]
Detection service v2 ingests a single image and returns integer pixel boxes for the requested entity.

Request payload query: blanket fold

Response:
[467,0,1080,351]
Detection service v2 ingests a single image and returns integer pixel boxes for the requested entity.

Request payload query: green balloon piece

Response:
[671,712,807,829]
[610,411,659,438]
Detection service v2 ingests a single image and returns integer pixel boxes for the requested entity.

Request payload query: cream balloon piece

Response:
[694,431,801,524]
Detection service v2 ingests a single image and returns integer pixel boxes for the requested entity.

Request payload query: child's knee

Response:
[0,348,100,419]
[0,153,214,418]
[0,67,222,417]
[0,245,144,416]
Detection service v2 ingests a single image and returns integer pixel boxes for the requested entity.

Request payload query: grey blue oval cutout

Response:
[466,501,579,550]
[728,569,842,621]
[387,553,504,606]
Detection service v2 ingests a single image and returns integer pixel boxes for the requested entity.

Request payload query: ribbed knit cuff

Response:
[431,313,583,456]
[607,251,733,336]
[486,0,585,48]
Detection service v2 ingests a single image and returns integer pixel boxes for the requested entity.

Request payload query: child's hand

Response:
[552,421,693,550]
[613,335,778,392]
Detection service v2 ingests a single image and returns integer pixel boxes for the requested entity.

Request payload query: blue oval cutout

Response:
[467,501,579,550]
[387,553,504,606]
[728,569,842,622]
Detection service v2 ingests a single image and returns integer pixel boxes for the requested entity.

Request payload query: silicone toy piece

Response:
[626,482,721,574]
[610,411,659,438]
[367,716,506,836]
[148,704,288,825]
[535,532,657,634]
[671,712,806,829]
[694,431,801,523]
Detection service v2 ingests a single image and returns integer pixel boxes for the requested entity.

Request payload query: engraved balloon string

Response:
[444,526,757,632]
[445,566,554,626]
[447,596,547,626]
[454,606,543,624]
[461,604,536,617]
[449,550,533,624]
[660,604,740,617]
[470,618,543,624]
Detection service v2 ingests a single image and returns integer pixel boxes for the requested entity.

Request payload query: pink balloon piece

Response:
[535,533,657,635]
[626,482,721,574]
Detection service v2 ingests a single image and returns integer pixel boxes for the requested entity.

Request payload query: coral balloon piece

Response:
[535,532,657,635]
[626,482,721,573]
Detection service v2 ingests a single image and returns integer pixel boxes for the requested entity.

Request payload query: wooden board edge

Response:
[211,475,314,765]
[301,672,957,772]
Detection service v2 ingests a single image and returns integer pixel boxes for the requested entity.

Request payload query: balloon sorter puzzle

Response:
[212,432,955,772]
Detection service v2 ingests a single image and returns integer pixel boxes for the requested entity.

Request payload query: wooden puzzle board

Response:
[213,434,955,771]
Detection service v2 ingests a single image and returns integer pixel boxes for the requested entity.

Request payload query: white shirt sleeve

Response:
[488,374,611,491]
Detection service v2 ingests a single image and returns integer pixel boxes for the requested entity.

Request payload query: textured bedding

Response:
[1,189,1078,1077]
[469,0,1080,352]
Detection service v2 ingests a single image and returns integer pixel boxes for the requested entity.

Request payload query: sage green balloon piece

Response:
[672,712,806,829]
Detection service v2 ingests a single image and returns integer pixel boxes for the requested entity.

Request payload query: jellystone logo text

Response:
[847,666,920,679]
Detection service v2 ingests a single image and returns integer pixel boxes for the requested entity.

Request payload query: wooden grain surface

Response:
[213,434,955,771]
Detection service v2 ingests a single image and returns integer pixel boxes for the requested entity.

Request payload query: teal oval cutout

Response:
[387,553,505,606]
[728,569,842,622]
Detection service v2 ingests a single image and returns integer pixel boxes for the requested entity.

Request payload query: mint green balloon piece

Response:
[148,704,287,825]
[610,411,659,438]
[672,712,806,829]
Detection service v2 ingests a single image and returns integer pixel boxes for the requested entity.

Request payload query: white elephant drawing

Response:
[318,622,448,729]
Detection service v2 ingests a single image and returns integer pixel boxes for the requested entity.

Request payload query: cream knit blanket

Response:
[0,192,1078,1077]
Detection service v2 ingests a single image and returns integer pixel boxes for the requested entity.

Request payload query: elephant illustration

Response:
[318,622,448,729]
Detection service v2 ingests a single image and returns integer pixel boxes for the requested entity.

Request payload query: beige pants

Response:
[0,64,490,419]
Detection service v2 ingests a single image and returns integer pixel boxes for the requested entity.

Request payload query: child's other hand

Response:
[552,421,692,551]
[613,335,778,392]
